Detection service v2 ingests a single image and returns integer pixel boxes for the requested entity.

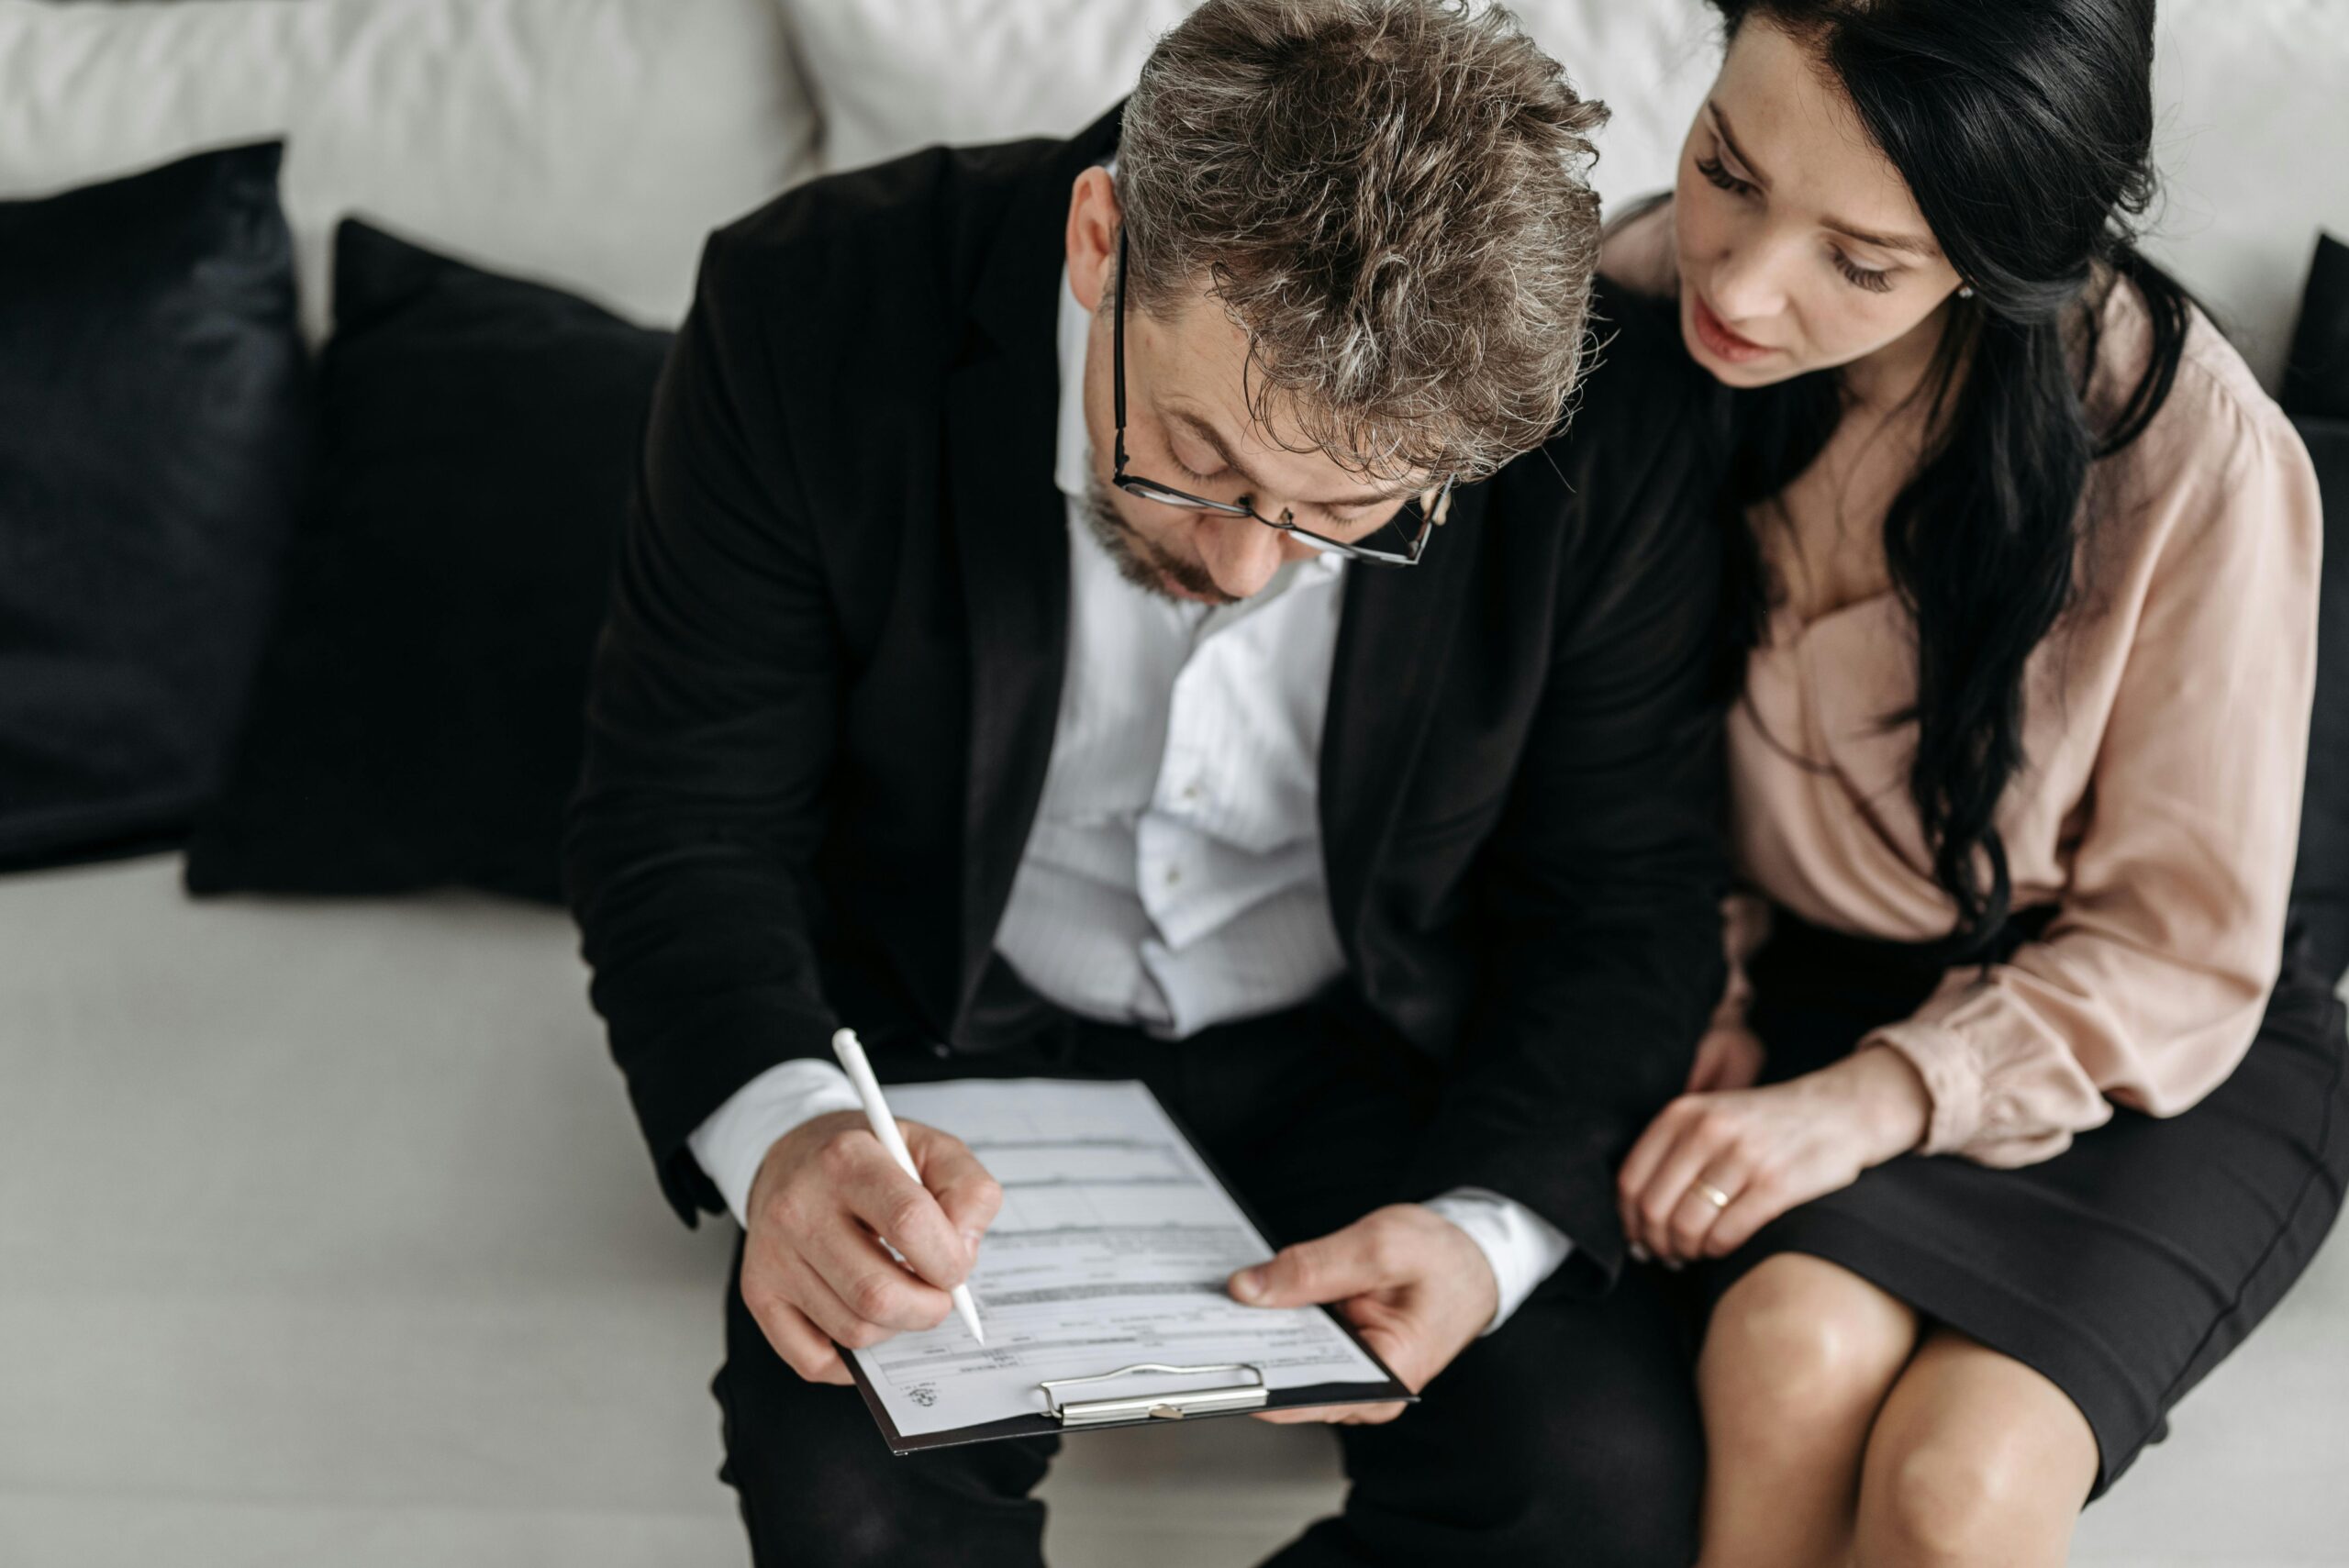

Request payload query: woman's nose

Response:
[1706,239,1790,325]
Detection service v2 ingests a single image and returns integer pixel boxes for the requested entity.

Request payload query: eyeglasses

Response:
[1110,228,1454,568]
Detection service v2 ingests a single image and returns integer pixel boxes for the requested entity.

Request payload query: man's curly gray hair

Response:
[1118,0,1608,483]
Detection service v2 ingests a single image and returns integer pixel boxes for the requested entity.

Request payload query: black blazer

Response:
[565,106,1727,1293]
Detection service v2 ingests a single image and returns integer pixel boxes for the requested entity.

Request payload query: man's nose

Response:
[1196,512,1295,600]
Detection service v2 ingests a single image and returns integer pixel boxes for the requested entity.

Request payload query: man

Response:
[567,2,1725,1562]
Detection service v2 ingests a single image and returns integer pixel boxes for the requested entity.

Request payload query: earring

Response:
[1958,284,1976,299]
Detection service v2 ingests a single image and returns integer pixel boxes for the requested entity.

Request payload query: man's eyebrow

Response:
[1165,408,1419,509]
[1711,100,1941,261]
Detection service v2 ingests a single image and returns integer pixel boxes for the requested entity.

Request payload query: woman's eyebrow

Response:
[1822,218,1942,260]
[1708,101,1772,188]
[1712,100,1940,259]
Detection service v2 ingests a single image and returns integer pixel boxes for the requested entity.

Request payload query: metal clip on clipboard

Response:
[1039,1362,1269,1425]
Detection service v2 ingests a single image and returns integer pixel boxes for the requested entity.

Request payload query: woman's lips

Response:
[1689,291,1776,364]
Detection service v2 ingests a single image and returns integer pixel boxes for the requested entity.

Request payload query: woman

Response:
[1602,1,2345,1562]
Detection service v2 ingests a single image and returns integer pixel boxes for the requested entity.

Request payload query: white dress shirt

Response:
[688,264,1571,1329]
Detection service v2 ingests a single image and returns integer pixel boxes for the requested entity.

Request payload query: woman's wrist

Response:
[1819,1044,1933,1162]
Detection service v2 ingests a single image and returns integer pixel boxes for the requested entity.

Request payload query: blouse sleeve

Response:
[1865,386,2324,1167]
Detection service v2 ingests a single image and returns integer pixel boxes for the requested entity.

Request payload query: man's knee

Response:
[715,1338,1057,1565]
[1514,1385,1705,1567]
[715,1360,891,1564]
[1348,1302,1704,1567]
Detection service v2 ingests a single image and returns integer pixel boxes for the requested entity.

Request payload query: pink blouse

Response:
[1724,284,2325,1167]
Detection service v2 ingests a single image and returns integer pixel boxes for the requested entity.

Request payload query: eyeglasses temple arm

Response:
[1112,227,1130,473]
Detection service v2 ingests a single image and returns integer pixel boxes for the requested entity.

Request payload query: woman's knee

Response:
[1701,1253,1920,1423]
[1854,1335,2097,1567]
[1859,1433,2047,1565]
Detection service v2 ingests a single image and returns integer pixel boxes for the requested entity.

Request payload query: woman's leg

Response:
[1852,1328,2099,1568]
[1695,1253,1921,1568]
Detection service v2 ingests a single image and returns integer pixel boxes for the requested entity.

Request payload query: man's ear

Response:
[1064,166,1120,314]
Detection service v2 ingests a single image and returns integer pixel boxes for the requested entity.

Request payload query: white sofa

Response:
[2,3,2344,1564]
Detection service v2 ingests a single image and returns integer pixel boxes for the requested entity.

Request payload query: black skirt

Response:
[1709,909,2349,1497]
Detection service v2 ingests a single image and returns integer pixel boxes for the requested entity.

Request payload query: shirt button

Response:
[1180,783,1202,803]
[1164,865,1182,887]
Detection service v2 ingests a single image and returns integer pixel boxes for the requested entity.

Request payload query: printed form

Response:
[851,1078,1391,1439]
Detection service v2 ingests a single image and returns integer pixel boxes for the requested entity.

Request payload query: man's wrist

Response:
[1419,1189,1572,1334]
[688,1059,867,1226]
[744,1109,869,1219]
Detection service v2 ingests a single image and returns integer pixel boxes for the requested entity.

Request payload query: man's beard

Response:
[1082,470,1234,606]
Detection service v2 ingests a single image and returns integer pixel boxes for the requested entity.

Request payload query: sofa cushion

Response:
[184,219,670,905]
[782,0,1715,221]
[0,0,818,339]
[776,0,2349,390]
[0,139,306,872]
[2285,233,2349,422]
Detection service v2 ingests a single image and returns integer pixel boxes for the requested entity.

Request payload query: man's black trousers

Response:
[708,998,1704,1567]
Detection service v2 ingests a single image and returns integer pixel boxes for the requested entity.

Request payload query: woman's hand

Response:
[1685,1021,1768,1093]
[1618,1046,1933,1266]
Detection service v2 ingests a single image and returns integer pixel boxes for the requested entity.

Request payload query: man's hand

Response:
[1227,1204,1498,1425]
[737,1108,1004,1385]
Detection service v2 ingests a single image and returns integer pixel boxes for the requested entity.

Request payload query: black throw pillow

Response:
[0,141,306,871]
[2283,232,2348,422]
[2287,415,2349,986]
[183,219,672,904]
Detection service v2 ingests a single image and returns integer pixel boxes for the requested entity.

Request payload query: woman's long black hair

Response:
[1707,0,2195,954]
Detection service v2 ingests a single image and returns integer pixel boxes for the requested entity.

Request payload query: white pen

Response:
[830,1028,987,1344]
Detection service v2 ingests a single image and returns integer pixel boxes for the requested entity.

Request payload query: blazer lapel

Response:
[945,333,1065,1035]
[1319,480,1487,954]
[943,110,1121,1032]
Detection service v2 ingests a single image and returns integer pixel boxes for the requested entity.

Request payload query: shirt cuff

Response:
[1421,1187,1575,1334]
[685,1059,866,1227]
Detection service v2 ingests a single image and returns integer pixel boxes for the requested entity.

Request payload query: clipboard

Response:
[848,1332,1416,1454]
[852,1355,1420,1451]
[841,1079,1417,1454]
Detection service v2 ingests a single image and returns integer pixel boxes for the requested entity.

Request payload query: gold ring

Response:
[1698,1183,1732,1210]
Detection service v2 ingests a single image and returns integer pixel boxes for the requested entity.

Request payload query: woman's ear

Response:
[1064,166,1121,314]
